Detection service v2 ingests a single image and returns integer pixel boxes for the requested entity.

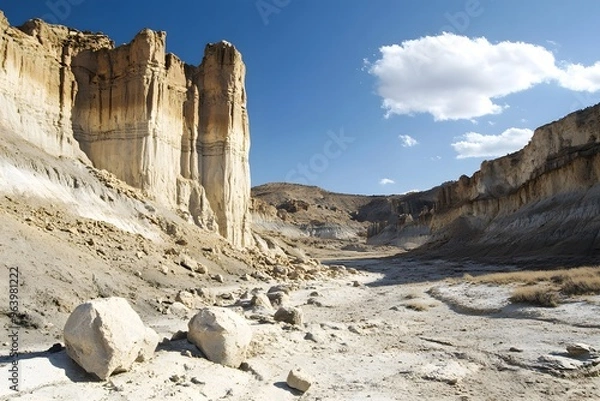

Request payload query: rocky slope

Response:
[0,13,251,248]
[251,183,380,240]
[251,183,438,249]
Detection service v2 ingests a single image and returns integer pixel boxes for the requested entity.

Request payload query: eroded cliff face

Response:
[0,13,252,248]
[430,104,600,257]
[0,14,111,158]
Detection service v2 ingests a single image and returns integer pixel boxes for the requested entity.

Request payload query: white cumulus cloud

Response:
[451,128,534,159]
[399,134,418,147]
[367,33,600,121]
[379,178,395,185]
[557,62,600,92]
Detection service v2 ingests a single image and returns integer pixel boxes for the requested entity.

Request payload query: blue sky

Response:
[3,0,600,195]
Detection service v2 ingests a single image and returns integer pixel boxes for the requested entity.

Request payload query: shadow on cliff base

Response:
[326,216,600,288]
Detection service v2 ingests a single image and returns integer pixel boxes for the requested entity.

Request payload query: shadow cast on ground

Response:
[0,349,97,383]
[273,381,304,396]
[322,250,599,288]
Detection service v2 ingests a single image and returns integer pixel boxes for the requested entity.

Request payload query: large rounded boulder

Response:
[64,297,159,380]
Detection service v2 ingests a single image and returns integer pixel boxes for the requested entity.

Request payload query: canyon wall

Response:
[429,104,600,258]
[0,14,111,158]
[0,12,251,248]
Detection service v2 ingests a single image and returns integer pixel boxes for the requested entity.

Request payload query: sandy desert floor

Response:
[1,253,599,401]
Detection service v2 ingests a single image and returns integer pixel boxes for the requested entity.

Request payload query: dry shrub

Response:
[561,276,600,296]
[509,285,560,307]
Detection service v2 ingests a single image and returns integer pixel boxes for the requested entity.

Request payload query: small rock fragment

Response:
[274,306,303,325]
[175,291,197,308]
[286,368,313,393]
[180,255,198,271]
[167,302,190,318]
[268,284,291,295]
[251,293,273,311]
[267,291,289,307]
[195,263,208,274]
[567,343,595,357]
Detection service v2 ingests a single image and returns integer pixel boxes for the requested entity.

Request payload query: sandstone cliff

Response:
[0,12,251,248]
[429,104,600,259]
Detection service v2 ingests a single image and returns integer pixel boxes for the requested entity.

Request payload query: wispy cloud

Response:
[379,178,395,185]
[451,128,534,159]
[367,33,600,121]
[399,134,418,147]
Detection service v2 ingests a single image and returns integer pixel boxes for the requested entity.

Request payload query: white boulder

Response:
[287,368,313,392]
[187,307,252,368]
[63,297,158,380]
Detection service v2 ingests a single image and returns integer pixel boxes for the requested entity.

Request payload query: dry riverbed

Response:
[1,256,600,400]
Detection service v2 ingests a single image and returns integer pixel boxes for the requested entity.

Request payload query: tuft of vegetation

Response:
[560,276,600,296]
[509,285,560,307]
[463,266,600,307]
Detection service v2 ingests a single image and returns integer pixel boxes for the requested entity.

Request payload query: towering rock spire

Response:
[197,41,252,248]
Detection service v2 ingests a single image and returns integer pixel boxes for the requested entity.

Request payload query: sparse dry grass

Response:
[464,267,600,286]
[509,285,560,307]
[561,276,600,296]
[463,266,600,307]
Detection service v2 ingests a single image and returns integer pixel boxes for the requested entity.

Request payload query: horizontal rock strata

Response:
[0,12,251,247]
